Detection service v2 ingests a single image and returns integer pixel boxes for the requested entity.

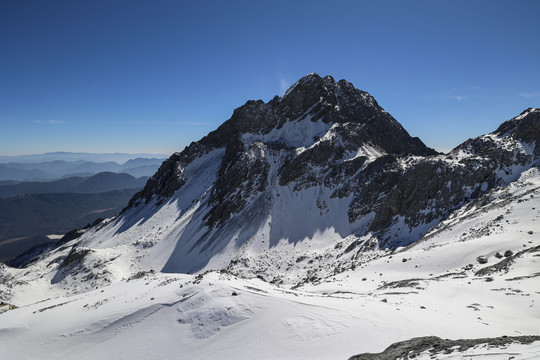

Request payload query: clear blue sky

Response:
[1,0,539,156]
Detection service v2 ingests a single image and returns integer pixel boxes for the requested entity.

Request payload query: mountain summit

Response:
[130,73,436,217]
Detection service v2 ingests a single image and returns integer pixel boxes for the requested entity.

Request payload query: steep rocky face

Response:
[128,73,437,225]
[358,108,540,247]
[494,108,540,154]
[204,141,270,227]
[126,153,185,207]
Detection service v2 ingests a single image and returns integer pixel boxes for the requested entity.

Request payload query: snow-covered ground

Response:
[1,168,539,359]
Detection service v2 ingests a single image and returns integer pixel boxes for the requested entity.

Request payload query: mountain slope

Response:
[5,75,535,284]
[109,73,438,275]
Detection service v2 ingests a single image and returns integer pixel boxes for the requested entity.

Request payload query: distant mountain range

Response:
[0,172,148,198]
[0,151,164,260]
[0,152,167,164]
[0,157,166,181]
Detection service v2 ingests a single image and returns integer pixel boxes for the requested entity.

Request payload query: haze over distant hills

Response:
[0,153,164,259]
[0,188,139,262]
[0,152,167,181]
[0,172,149,261]
[0,172,148,198]
[0,152,167,164]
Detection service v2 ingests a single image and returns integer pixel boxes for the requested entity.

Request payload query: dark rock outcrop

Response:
[204,141,270,227]
[126,153,186,207]
[348,335,540,360]
[370,109,539,243]
[495,108,540,154]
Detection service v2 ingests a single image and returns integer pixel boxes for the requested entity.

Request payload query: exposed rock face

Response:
[495,108,540,153]
[204,141,270,227]
[362,108,540,246]
[348,335,540,360]
[126,153,186,207]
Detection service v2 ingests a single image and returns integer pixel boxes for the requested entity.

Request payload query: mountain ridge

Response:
[118,75,539,276]
[129,73,436,210]
[0,157,166,182]
[0,152,167,164]
[0,172,148,198]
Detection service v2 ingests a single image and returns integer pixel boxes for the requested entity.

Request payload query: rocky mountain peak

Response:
[494,108,540,151]
[129,74,437,210]
[282,73,337,99]
[200,73,427,150]
[280,73,380,125]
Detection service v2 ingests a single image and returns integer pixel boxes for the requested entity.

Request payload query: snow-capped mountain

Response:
[31,74,535,285]
[0,74,539,359]
[115,73,440,277]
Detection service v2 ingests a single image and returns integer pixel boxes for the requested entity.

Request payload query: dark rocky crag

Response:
[128,73,437,226]
[366,107,540,246]
[495,107,540,154]
[348,335,540,360]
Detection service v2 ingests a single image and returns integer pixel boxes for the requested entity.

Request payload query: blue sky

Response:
[1,0,539,156]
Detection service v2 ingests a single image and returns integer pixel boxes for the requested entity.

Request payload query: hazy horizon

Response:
[0,151,168,158]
